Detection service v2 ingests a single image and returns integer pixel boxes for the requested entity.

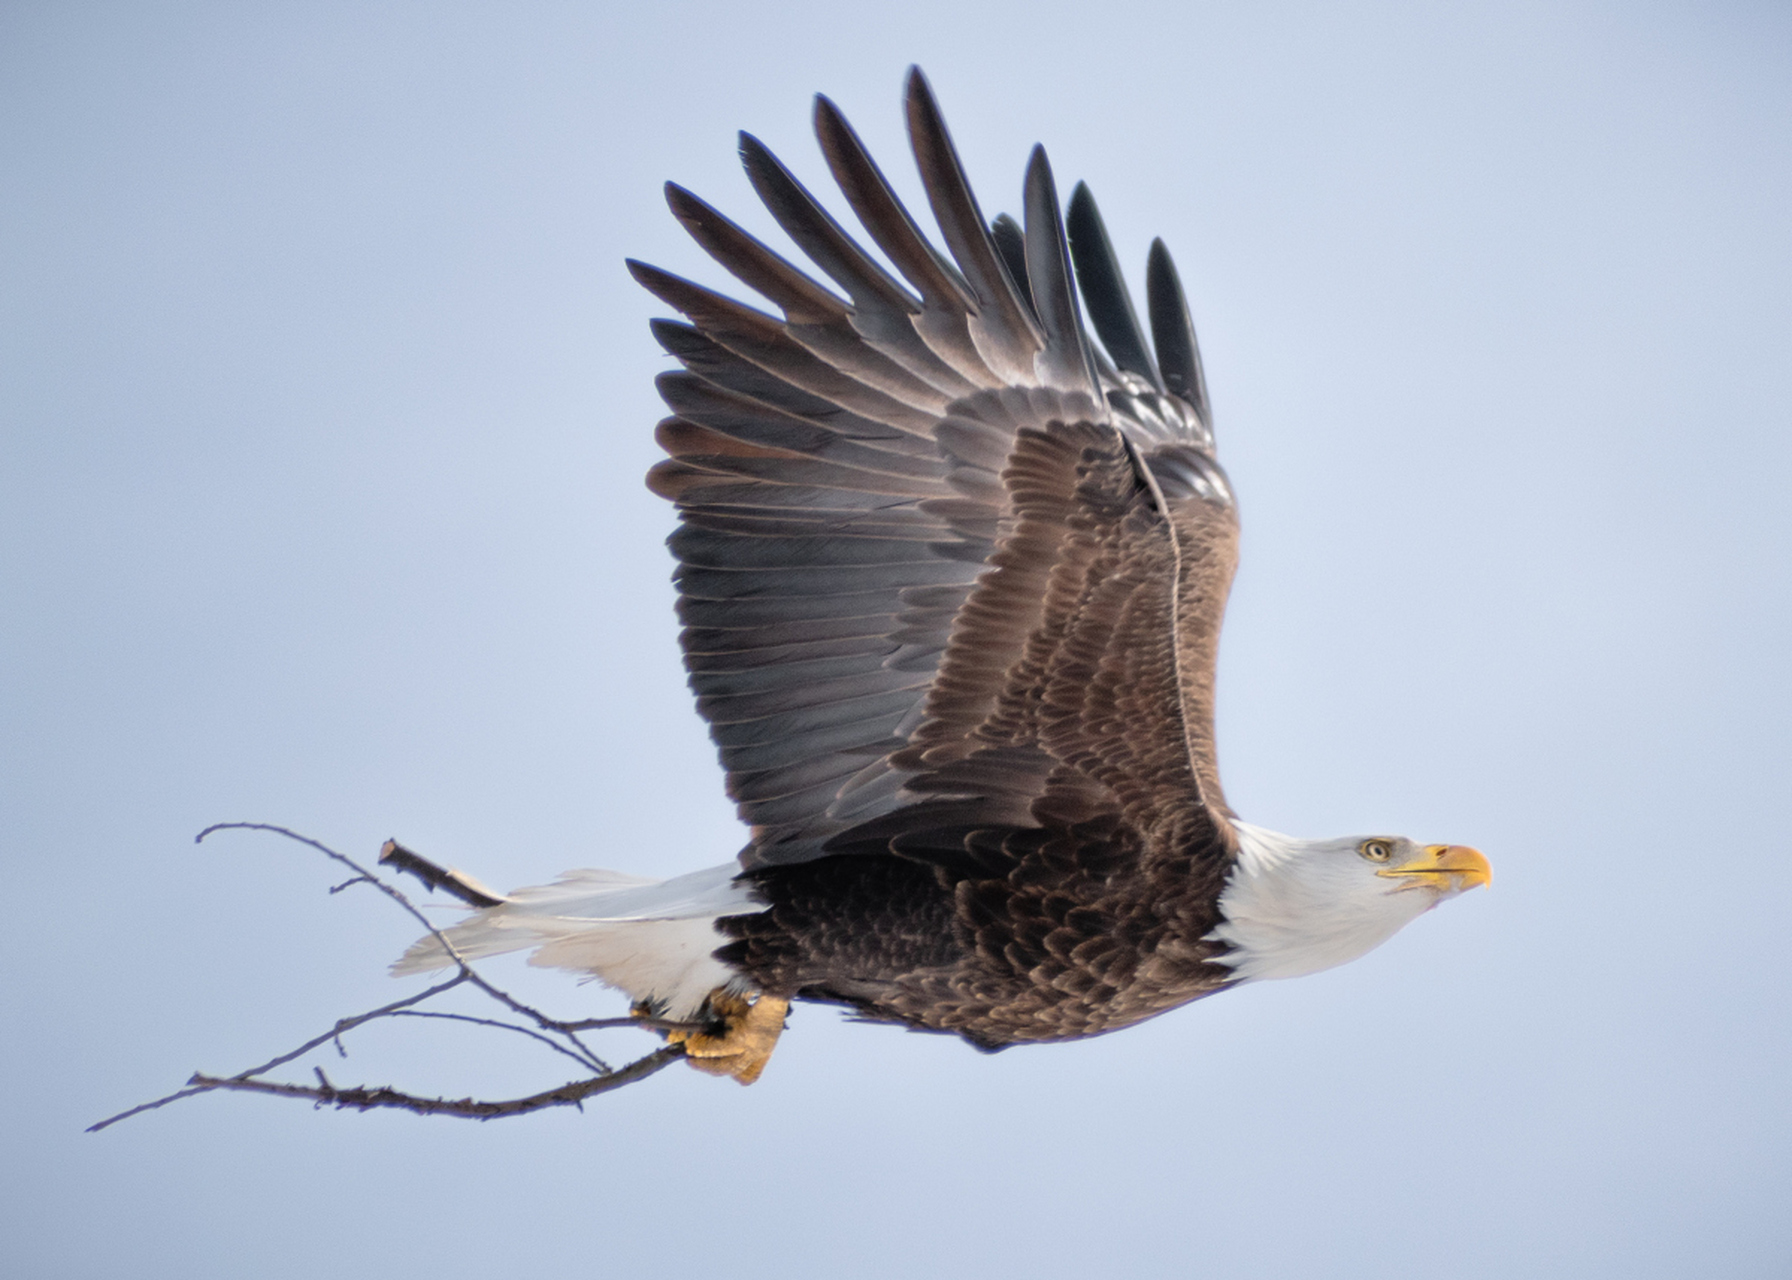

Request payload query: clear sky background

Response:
[4,2,1790,1277]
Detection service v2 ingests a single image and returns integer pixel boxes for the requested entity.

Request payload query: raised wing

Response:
[637,68,1239,872]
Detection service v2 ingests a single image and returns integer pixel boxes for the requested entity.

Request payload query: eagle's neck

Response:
[1206,822,1433,983]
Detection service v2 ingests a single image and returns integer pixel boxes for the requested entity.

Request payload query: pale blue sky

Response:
[4,3,1790,1277]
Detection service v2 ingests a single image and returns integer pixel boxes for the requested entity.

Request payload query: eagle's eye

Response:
[1359,839,1394,863]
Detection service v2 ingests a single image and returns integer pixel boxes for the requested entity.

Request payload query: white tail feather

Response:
[391,863,758,1020]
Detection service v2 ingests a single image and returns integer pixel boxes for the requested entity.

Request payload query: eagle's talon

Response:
[652,990,788,1085]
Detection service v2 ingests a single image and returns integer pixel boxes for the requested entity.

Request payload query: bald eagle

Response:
[394,69,1488,1084]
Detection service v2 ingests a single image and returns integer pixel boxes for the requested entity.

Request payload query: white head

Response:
[1207,821,1491,983]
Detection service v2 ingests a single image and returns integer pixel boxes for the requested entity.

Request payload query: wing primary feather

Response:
[649,319,923,448]
[629,259,947,430]
[1066,182,1163,391]
[736,132,920,315]
[811,92,1001,388]
[1145,238,1212,429]
[1020,146,1100,399]
[903,67,1045,377]
[655,372,944,477]
[737,131,983,399]
[663,182,849,326]
[812,93,975,312]
[989,214,1035,316]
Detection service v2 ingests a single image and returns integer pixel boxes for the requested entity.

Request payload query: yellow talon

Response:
[651,990,789,1086]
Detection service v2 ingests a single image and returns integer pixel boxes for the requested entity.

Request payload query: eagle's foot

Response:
[644,990,789,1085]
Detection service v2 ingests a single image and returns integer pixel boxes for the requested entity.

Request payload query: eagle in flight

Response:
[395,68,1489,1084]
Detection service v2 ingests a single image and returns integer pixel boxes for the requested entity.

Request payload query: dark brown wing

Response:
[637,68,1239,874]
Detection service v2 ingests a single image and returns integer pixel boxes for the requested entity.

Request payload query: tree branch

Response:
[183,1046,687,1119]
[89,825,685,1131]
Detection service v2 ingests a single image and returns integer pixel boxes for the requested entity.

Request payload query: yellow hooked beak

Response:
[1377,844,1491,893]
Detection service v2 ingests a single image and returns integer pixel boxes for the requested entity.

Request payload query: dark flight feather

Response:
[1146,237,1212,428]
[1066,182,1163,391]
[902,68,1044,380]
[988,213,1035,317]
[1020,146,1099,398]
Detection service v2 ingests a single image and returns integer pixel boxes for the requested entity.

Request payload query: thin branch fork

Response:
[88,824,686,1132]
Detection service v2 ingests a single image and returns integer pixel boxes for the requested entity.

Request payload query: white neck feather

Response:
[1207,822,1437,983]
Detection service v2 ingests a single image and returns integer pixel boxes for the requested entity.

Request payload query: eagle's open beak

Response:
[1377,844,1491,893]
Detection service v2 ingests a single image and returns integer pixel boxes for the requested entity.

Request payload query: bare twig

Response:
[196,823,613,1072]
[234,976,468,1081]
[185,1046,686,1120]
[89,825,683,1131]
[86,1084,215,1132]
[554,1014,707,1033]
[376,839,504,908]
[385,1010,606,1072]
